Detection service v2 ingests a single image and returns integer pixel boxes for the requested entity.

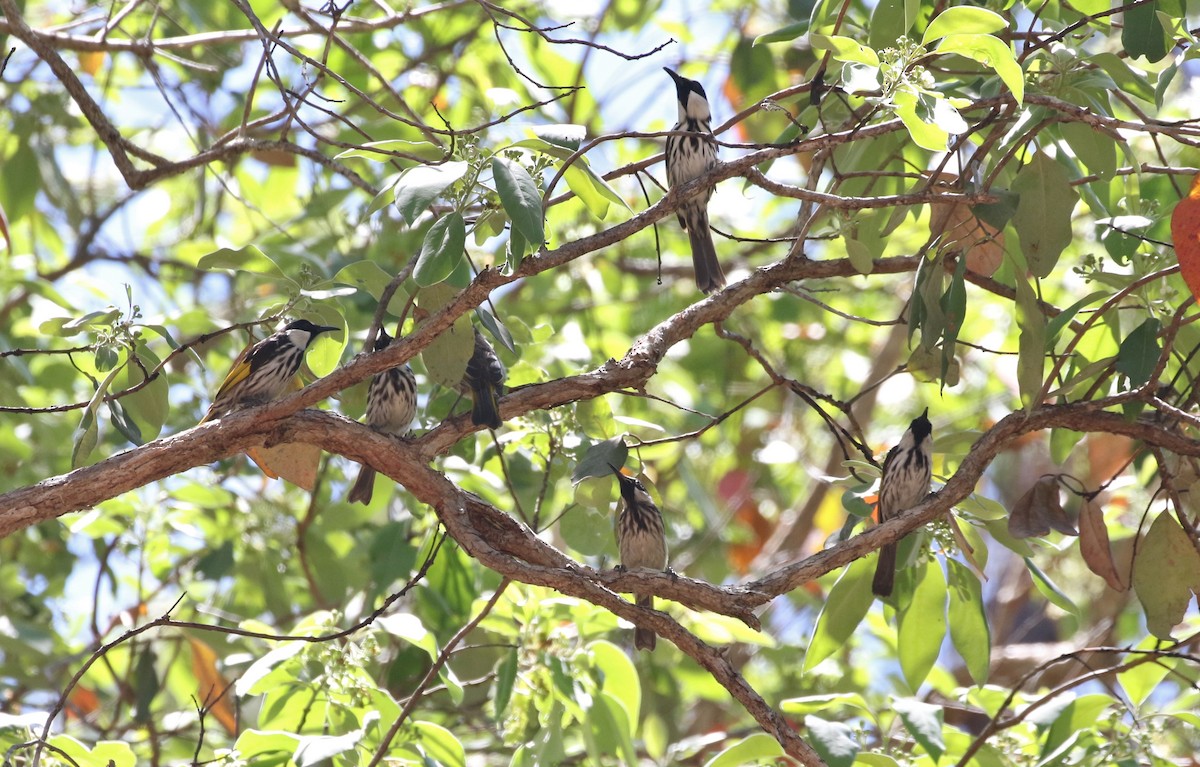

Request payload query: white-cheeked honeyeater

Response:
[348,326,418,505]
[872,408,934,597]
[664,66,725,294]
[200,319,338,424]
[460,327,506,429]
[612,464,669,651]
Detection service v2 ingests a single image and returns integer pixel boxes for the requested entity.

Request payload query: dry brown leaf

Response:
[1009,476,1078,538]
[1078,501,1126,591]
[930,200,1005,276]
[187,636,237,736]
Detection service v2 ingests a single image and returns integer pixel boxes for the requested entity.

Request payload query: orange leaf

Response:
[66,685,100,720]
[247,442,321,489]
[1170,171,1200,301]
[187,637,237,736]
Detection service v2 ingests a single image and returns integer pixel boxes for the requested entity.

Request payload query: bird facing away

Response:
[664,66,725,294]
[200,319,338,424]
[612,465,669,651]
[872,408,934,597]
[461,327,506,429]
[347,327,418,505]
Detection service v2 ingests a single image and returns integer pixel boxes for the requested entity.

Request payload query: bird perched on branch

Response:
[348,326,418,505]
[664,66,725,294]
[461,327,506,429]
[200,319,338,424]
[872,408,934,597]
[611,464,669,651]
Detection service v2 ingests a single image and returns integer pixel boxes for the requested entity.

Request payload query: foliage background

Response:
[2,0,1200,765]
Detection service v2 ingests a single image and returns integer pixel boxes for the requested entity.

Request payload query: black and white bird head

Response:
[610,464,656,507]
[372,326,394,353]
[664,67,711,123]
[281,319,339,350]
[904,408,933,447]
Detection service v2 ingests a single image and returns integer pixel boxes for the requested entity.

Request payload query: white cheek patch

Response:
[286,328,312,348]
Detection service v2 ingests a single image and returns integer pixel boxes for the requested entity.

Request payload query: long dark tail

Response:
[634,595,656,651]
[348,465,376,505]
[687,208,725,293]
[872,543,896,597]
[470,381,503,429]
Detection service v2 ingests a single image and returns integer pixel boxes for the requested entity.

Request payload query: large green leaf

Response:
[1012,152,1079,278]
[898,560,947,689]
[492,156,545,248]
[393,161,468,225]
[803,555,875,672]
[414,212,466,287]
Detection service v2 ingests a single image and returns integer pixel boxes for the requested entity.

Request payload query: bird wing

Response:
[211,338,259,398]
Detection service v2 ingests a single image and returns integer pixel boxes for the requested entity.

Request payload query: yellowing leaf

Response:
[247,442,322,490]
[79,50,106,76]
[187,637,237,736]
[1133,512,1200,639]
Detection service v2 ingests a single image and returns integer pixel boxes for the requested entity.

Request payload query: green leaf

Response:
[572,436,630,483]
[923,6,1008,44]
[1090,53,1156,102]
[492,157,545,248]
[845,236,875,274]
[804,715,858,767]
[73,362,123,467]
[753,21,810,45]
[869,0,914,50]
[331,259,408,307]
[898,561,948,689]
[414,212,466,287]
[1012,152,1079,278]
[393,161,468,225]
[894,89,949,151]
[1025,557,1080,616]
[115,345,169,442]
[1044,695,1113,757]
[334,138,441,162]
[491,648,518,720]
[416,282,474,388]
[781,693,871,717]
[803,555,875,672]
[1115,318,1161,387]
[294,724,369,767]
[1045,292,1106,349]
[46,737,136,767]
[1060,122,1116,180]
[1014,276,1045,410]
[810,34,880,66]
[233,730,301,760]
[947,559,991,685]
[413,721,466,767]
[1133,512,1200,638]
[702,733,786,767]
[936,33,1024,103]
[197,245,285,277]
[893,698,945,761]
[559,502,614,557]
[532,123,585,151]
[587,640,641,726]
[1121,0,1168,62]
[133,649,158,724]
